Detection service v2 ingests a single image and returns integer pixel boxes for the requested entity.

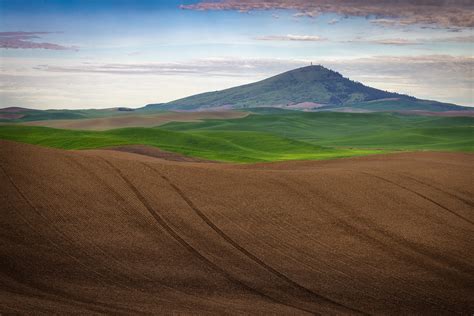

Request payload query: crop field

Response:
[21,110,249,130]
[163,111,474,152]
[1,139,473,314]
[3,1,474,314]
[1,111,473,314]
[0,125,381,162]
[1,112,472,162]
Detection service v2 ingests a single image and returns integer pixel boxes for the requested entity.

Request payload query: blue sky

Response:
[1,0,473,109]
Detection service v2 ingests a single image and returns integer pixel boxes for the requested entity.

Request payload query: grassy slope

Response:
[0,112,471,162]
[0,125,379,162]
[147,66,466,112]
[161,66,406,109]
[162,112,474,152]
[344,99,468,112]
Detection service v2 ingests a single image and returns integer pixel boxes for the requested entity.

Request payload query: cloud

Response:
[180,0,474,29]
[254,34,474,45]
[32,58,301,77]
[369,38,416,45]
[127,51,142,56]
[0,31,77,51]
[293,11,318,18]
[346,37,418,45]
[33,55,474,105]
[325,55,473,104]
[348,35,474,45]
[255,34,325,41]
[369,18,405,27]
[31,55,473,80]
[437,35,474,42]
[3,54,472,108]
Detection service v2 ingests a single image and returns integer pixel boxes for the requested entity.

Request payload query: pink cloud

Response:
[255,34,326,41]
[0,32,77,51]
[180,0,474,28]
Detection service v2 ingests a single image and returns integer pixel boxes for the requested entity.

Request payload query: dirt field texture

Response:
[21,111,248,130]
[1,140,473,314]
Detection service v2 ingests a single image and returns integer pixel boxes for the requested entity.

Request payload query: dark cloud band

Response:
[180,0,474,29]
[0,32,77,50]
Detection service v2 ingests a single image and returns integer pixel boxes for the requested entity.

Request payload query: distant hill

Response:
[0,107,134,122]
[144,65,470,112]
[2,65,472,122]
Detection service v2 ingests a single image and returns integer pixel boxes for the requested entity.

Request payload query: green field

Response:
[0,108,142,123]
[1,112,472,162]
[163,111,474,152]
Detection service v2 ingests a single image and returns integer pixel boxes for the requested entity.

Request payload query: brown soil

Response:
[0,107,31,113]
[1,140,473,314]
[22,110,248,130]
[0,113,24,120]
[102,145,213,162]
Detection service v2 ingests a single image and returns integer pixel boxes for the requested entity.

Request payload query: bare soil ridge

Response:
[1,140,473,314]
[21,110,248,130]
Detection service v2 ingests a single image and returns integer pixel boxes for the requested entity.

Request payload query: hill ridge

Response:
[144,65,467,112]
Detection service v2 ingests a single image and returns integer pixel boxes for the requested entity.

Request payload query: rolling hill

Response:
[0,106,136,122]
[1,112,472,162]
[1,140,473,314]
[144,65,470,112]
[1,65,472,123]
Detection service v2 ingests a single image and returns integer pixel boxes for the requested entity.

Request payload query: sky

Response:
[0,0,473,109]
